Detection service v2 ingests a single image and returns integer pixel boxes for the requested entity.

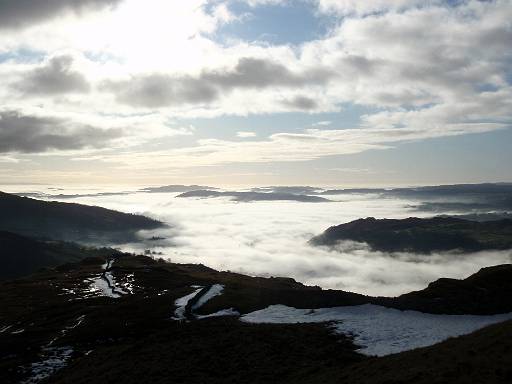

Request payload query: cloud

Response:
[242,0,287,7]
[0,155,21,163]
[280,95,318,110]
[202,57,334,89]
[103,120,505,171]
[0,110,122,153]
[316,0,441,16]
[103,57,335,108]
[313,121,332,126]
[0,0,510,172]
[13,55,90,95]
[102,74,219,108]
[0,0,122,30]
[237,131,257,138]
[74,190,512,296]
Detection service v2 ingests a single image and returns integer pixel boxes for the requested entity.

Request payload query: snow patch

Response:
[92,276,121,298]
[172,284,236,320]
[192,284,224,310]
[241,304,512,356]
[0,325,12,333]
[87,259,127,298]
[196,308,240,319]
[20,346,73,384]
[172,287,203,321]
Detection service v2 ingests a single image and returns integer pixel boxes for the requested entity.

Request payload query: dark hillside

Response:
[0,191,163,244]
[310,216,512,253]
[1,255,511,384]
[0,231,121,280]
[381,264,512,315]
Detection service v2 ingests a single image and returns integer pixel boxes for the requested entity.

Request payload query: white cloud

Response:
[316,0,441,16]
[313,120,332,126]
[237,131,257,138]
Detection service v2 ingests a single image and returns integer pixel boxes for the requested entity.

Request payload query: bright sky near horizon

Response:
[0,0,511,187]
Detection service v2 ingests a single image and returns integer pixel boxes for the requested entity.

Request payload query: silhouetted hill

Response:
[140,184,216,193]
[379,264,512,315]
[177,189,330,202]
[0,231,121,280]
[310,217,512,253]
[0,191,163,244]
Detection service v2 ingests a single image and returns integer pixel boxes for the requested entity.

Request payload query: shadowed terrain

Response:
[0,231,122,280]
[0,191,164,244]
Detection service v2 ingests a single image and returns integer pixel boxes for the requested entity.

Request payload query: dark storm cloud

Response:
[103,57,335,108]
[14,55,90,95]
[0,0,122,30]
[0,110,122,153]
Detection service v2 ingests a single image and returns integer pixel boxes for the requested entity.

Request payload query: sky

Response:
[0,0,511,187]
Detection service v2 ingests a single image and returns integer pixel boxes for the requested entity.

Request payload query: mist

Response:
[6,184,512,297]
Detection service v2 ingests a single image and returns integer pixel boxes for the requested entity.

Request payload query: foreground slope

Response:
[0,191,163,244]
[318,319,512,384]
[1,251,511,384]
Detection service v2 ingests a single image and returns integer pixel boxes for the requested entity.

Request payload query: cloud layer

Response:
[0,0,510,181]
[39,189,512,296]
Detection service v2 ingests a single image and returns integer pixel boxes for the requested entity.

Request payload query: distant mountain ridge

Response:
[140,184,216,193]
[177,190,330,202]
[0,191,163,244]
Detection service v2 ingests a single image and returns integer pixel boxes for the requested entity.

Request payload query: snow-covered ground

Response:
[241,304,512,356]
